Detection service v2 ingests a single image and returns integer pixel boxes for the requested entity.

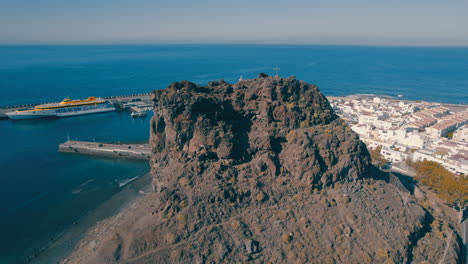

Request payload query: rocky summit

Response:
[63,75,461,264]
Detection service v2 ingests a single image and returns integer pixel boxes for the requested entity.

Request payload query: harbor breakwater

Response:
[59,141,151,160]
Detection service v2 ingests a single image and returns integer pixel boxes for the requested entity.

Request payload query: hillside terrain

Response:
[63,75,462,264]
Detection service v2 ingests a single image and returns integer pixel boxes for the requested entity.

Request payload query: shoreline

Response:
[327,94,468,107]
[29,170,152,264]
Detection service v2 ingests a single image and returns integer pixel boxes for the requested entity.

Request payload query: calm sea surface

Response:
[1,45,468,105]
[0,45,467,263]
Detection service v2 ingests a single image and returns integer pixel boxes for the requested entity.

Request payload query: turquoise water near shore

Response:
[0,45,467,263]
[0,112,151,263]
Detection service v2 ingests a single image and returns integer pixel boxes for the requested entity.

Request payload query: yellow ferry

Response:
[6,97,116,120]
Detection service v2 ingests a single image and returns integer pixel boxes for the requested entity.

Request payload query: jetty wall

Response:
[59,140,151,160]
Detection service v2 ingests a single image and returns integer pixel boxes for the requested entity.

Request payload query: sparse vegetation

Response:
[413,160,468,207]
[164,232,177,244]
[231,219,242,229]
[255,191,267,202]
[376,248,389,260]
[178,177,192,187]
[369,146,389,168]
[299,120,310,128]
[175,213,186,222]
[405,157,414,167]
[281,233,291,243]
[178,200,188,208]
[447,131,454,139]
[286,130,297,142]
[286,102,295,110]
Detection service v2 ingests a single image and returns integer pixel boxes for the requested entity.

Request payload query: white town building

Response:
[453,125,468,142]
[381,146,408,163]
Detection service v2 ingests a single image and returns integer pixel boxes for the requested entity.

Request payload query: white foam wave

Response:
[117,176,139,188]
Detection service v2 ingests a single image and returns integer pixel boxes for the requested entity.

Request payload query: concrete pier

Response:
[59,140,151,160]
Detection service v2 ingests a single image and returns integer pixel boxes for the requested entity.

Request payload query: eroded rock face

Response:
[138,75,459,263]
[63,75,461,264]
[150,75,371,194]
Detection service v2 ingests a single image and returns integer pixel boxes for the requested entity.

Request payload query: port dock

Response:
[0,93,152,119]
[59,140,151,160]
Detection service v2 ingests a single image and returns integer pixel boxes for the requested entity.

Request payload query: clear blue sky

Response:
[1,0,467,46]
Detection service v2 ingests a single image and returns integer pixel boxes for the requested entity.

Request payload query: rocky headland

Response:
[63,75,462,264]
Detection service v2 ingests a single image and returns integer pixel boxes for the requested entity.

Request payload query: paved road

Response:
[462,207,468,264]
[463,214,468,264]
[388,166,416,177]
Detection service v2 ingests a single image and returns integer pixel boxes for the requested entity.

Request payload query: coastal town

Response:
[329,95,468,176]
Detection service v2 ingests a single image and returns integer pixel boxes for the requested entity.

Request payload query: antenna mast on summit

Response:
[273,65,280,77]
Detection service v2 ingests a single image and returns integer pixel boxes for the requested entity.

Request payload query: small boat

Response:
[131,111,147,118]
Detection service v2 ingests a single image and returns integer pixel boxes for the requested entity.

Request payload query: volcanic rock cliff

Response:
[150,75,370,192]
[63,75,461,264]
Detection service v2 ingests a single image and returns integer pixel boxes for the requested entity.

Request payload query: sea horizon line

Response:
[1,43,468,49]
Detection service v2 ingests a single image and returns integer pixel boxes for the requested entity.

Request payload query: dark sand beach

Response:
[30,171,152,264]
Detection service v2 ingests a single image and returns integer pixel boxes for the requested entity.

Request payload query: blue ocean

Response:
[0,45,467,263]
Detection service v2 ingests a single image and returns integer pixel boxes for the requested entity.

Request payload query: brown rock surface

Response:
[63,75,462,264]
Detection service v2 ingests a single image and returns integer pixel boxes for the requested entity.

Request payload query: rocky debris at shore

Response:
[62,74,462,264]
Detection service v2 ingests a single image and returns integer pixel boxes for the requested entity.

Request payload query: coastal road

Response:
[463,207,468,264]
[388,165,415,177]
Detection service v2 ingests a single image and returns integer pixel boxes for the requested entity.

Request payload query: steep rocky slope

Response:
[63,75,461,264]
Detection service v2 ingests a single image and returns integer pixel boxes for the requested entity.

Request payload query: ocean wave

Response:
[71,188,82,195]
[117,176,140,188]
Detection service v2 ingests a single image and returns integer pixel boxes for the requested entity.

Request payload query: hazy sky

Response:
[1,0,467,46]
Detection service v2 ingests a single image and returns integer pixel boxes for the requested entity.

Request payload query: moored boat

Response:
[131,110,147,118]
[6,97,116,120]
